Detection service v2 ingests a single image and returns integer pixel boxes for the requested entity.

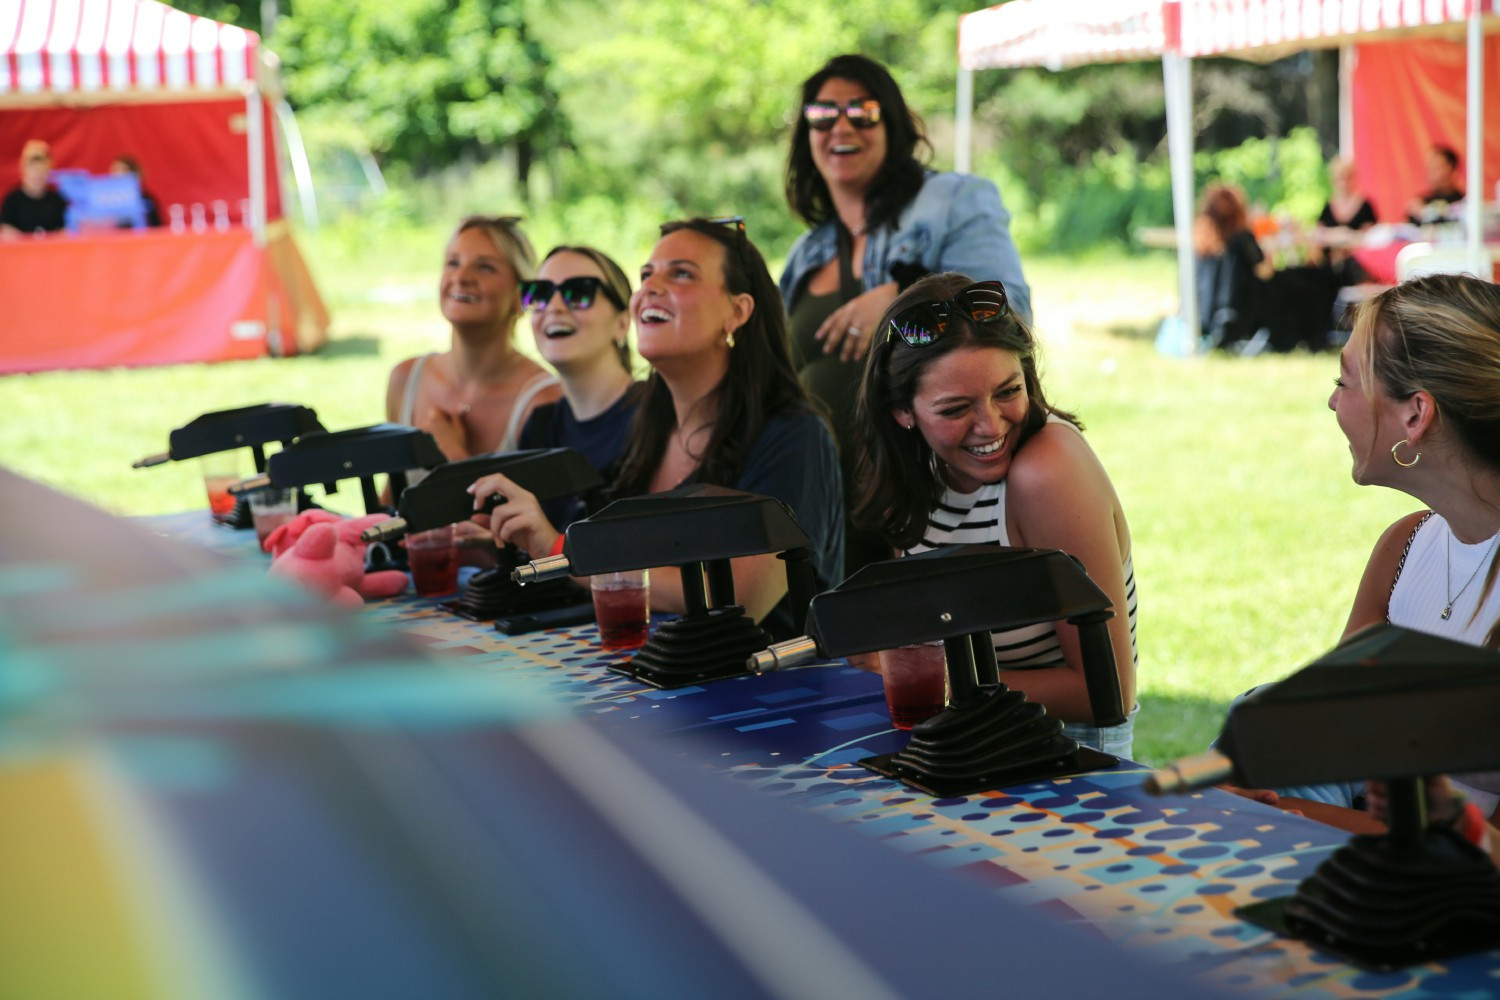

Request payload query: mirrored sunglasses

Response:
[802,100,882,131]
[886,280,1011,347]
[520,276,623,312]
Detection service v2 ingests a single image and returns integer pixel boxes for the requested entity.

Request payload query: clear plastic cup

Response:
[591,569,650,649]
[878,641,949,730]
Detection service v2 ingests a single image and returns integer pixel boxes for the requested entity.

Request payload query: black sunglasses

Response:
[519,276,624,312]
[802,100,882,131]
[886,281,1010,347]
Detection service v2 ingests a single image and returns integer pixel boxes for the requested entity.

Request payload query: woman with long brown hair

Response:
[853,273,1136,755]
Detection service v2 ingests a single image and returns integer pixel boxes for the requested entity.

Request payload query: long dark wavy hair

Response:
[785,54,931,234]
[613,219,813,497]
[852,273,1079,551]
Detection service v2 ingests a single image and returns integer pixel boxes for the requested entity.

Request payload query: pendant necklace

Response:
[1443,529,1500,620]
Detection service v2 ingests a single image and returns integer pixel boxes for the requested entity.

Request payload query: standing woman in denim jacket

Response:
[780,54,1031,574]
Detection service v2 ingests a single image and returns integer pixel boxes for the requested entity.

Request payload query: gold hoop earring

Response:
[726,329,736,349]
[1391,439,1420,468]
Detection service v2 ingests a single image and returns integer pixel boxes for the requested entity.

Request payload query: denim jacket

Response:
[778,170,1033,327]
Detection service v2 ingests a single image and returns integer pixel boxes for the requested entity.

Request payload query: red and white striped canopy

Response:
[0,0,260,101]
[1177,0,1499,58]
[959,0,1168,70]
[959,0,1497,69]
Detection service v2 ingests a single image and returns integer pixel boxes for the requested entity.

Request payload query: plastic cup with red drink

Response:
[407,525,459,597]
[591,569,650,649]
[878,641,949,730]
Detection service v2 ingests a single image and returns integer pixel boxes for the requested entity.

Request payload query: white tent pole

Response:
[1465,4,1485,279]
[275,98,319,230]
[1338,45,1355,159]
[246,85,267,248]
[1163,51,1198,353]
[955,66,974,174]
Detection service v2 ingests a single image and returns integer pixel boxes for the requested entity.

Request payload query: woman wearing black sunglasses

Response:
[854,274,1137,756]
[781,54,1031,577]
[386,216,562,464]
[467,245,643,551]
[468,220,843,640]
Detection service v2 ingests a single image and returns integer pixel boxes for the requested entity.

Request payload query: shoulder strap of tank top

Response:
[1387,510,1436,621]
[498,371,561,453]
[398,353,434,425]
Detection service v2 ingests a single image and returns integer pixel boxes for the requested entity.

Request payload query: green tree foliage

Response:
[533,0,961,250]
[173,0,1338,252]
[267,0,566,179]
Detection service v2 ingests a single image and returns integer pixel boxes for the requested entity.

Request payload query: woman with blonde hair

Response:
[1244,274,1500,828]
[386,215,561,461]
[1334,274,1500,654]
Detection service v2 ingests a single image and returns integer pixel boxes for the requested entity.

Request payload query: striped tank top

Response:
[905,474,1139,673]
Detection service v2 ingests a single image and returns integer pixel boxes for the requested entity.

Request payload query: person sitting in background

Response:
[467,244,642,541]
[0,140,67,238]
[386,215,561,463]
[1318,157,1377,234]
[852,274,1137,756]
[1311,157,1376,288]
[1406,143,1464,224]
[110,155,162,228]
[780,53,1031,577]
[1193,183,1275,351]
[475,218,843,641]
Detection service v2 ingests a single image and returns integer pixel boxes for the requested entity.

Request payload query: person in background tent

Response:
[1406,143,1464,225]
[0,140,67,238]
[1194,183,1275,352]
[110,155,162,228]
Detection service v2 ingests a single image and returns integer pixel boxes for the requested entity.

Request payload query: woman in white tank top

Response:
[1325,274,1500,851]
[384,216,560,465]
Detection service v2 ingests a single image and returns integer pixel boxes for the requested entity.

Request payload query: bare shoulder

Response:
[1007,420,1112,502]
[1344,509,1432,636]
[385,355,421,421]
[1365,510,1433,576]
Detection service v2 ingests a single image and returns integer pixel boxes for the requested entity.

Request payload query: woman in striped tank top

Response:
[852,273,1138,756]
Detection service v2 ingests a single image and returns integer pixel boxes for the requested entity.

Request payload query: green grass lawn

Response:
[0,235,1415,766]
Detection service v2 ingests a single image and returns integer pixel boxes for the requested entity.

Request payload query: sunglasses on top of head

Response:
[802,100,882,131]
[519,276,624,312]
[886,280,1010,348]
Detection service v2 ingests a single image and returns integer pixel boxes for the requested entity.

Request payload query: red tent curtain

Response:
[1352,34,1500,222]
[0,98,281,222]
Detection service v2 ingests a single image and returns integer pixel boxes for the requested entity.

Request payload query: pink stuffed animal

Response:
[265,510,409,607]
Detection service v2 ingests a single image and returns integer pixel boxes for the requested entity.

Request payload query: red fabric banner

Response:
[1352,34,1500,222]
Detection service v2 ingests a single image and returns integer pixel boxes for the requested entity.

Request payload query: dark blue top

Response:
[518,385,642,530]
[705,410,844,640]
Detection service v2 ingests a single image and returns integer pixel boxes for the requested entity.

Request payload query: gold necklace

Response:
[1443,529,1500,620]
